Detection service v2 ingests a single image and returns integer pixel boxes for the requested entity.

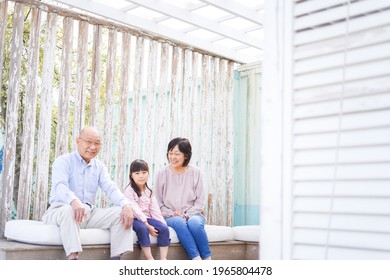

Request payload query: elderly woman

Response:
[154,137,212,260]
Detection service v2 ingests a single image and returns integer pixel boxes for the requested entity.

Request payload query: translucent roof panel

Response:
[191,5,231,20]
[159,18,195,31]
[46,0,263,64]
[160,0,204,10]
[125,6,165,21]
[93,0,130,10]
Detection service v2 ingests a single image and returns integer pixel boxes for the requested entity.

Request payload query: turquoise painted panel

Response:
[233,68,261,226]
[234,204,260,226]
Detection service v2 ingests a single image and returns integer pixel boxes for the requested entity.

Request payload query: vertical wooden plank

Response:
[226,60,235,227]
[223,60,230,226]
[198,54,207,197]
[101,29,117,207]
[17,7,42,220]
[73,20,89,144]
[155,43,169,170]
[55,17,73,158]
[116,32,131,192]
[102,28,117,166]
[216,59,225,225]
[143,39,158,165]
[198,54,208,174]
[90,25,102,127]
[0,3,25,236]
[199,55,213,224]
[208,57,217,225]
[181,49,191,139]
[190,52,199,164]
[209,57,217,214]
[222,59,232,226]
[178,48,185,137]
[169,46,180,139]
[130,36,144,161]
[33,12,57,221]
[0,0,8,116]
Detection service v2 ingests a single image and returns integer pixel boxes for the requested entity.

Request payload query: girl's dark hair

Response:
[166,137,192,167]
[128,159,152,198]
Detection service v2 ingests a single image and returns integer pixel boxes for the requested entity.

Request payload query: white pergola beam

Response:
[127,0,262,49]
[53,0,255,63]
[199,0,263,25]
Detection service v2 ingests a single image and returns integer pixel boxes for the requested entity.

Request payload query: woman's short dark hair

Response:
[166,137,192,167]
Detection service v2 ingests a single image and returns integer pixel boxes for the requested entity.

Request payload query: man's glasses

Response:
[79,138,102,148]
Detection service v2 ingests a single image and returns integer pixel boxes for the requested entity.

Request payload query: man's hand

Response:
[120,204,134,229]
[70,199,87,223]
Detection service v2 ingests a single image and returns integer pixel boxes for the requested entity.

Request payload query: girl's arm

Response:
[124,186,148,222]
[149,194,167,225]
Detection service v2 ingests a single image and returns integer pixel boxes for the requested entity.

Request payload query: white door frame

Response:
[260,0,294,260]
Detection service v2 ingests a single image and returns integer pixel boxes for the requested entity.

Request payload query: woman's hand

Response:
[173,210,183,216]
[173,210,188,220]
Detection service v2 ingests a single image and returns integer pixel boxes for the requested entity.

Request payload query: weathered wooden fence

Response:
[0,0,235,236]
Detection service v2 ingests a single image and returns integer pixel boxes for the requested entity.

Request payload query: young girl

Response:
[124,159,170,260]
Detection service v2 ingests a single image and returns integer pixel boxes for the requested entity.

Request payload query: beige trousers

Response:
[42,202,133,257]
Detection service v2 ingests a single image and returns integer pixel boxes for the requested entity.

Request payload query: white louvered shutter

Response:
[291,0,390,259]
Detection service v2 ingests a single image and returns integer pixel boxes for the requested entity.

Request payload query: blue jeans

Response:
[132,218,170,247]
[166,214,211,259]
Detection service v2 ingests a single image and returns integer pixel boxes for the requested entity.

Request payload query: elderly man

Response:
[42,127,133,260]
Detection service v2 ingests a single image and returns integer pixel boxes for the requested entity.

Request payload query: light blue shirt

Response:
[49,150,130,208]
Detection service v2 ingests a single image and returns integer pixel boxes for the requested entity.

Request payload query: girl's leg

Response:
[146,218,170,247]
[141,247,154,260]
[159,246,169,260]
[146,218,170,259]
[132,219,154,260]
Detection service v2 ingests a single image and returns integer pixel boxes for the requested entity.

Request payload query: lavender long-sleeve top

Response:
[124,186,166,224]
[154,165,205,219]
